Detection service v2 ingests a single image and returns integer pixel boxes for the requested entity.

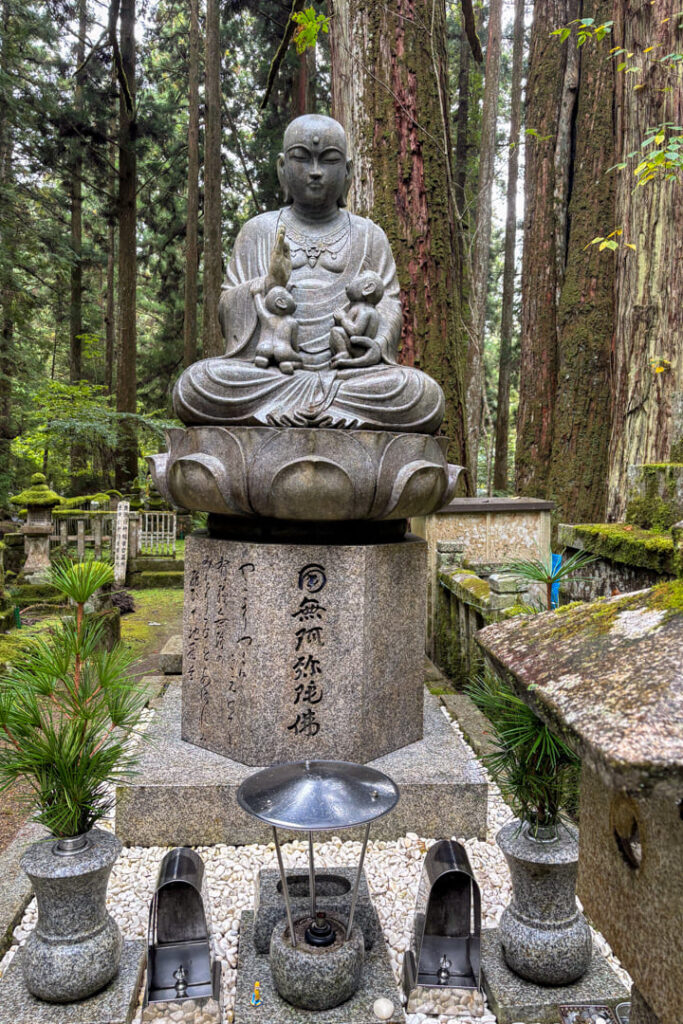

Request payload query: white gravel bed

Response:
[0,704,631,1024]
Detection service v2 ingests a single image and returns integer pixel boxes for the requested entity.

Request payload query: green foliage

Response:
[291,8,330,54]
[502,549,598,611]
[552,18,683,192]
[467,672,580,831]
[0,558,147,837]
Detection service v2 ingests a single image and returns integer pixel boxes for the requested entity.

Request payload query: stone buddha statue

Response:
[172,114,445,434]
[152,114,460,523]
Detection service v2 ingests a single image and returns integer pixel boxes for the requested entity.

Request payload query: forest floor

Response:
[0,586,184,853]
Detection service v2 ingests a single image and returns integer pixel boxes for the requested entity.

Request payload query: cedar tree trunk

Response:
[329,0,470,479]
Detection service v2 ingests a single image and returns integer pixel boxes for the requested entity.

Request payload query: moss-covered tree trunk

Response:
[467,0,502,486]
[494,0,524,493]
[329,0,470,479]
[516,0,572,499]
[114,0,138,490]
[183,0,200,369]
[547,0,615,523]
[201,0,223,358]
[607,0,683,519]
[516,0,615,524]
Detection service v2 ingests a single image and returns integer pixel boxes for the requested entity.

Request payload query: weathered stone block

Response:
[412,496,553,651]
[182,532,425,765]
[159,633,182,674]
[253,866,380,953]
[488,572,528,595]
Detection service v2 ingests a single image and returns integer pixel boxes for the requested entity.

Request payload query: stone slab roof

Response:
[476,581,683,795]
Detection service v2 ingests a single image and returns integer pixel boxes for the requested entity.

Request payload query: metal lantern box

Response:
[403,840,482,1016]
[143,847,222,1023]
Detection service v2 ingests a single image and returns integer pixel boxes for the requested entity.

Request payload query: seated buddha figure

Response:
[172,114,445,434]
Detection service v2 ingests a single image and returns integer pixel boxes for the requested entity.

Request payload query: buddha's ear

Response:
[277,153,292,204]
[339,158,354,208]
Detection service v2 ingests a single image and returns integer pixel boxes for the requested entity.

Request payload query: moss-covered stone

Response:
[671,438,683,462]
[58,492,111,510]
[10,474,61,509]
[11,583,63,607]
[135,571,184,590]
[564,523,676,575]
[625,462,683,530]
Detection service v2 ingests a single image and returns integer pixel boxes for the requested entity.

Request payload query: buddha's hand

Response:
[266,225,292,291]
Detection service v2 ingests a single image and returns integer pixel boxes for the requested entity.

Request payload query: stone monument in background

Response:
[150,114,463,766]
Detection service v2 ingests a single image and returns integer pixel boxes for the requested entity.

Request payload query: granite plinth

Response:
[234,911,405,1024]
[115,680,487,846]
[254,866,380,953]
[182,533,425,765]
[0,940,146,1024]
[481,929,629,1024]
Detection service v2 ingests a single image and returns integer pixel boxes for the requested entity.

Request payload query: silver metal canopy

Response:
[237,760,400,948]
[236,759,399,832]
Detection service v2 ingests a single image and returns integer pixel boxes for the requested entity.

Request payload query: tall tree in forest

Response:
[493,0,524,492]
[466,0,502,487]
[606,1,683,518]
[113,0,138,489]
[329,0,470,479]
[68,0,88,488]
[515,0,615,523]
[0,0,15,506]
[183,0,200,368]
[202,0,223,358]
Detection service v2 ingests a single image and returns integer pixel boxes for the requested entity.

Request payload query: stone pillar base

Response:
[182,531,426,765]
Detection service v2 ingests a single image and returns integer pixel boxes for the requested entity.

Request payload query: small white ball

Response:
[373,996,395,1020]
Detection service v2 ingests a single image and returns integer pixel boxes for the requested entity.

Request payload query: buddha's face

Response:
[279,115,351,212]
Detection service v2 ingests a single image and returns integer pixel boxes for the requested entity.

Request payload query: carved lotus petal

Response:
[152,426,462,522]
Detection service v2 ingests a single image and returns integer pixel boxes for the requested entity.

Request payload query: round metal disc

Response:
[236,760,399,831]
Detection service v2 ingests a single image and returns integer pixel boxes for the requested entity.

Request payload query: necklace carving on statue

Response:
[280,210,351,268]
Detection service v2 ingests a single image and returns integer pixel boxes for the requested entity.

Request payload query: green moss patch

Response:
[568,523,675,575]
[10,474,61,509]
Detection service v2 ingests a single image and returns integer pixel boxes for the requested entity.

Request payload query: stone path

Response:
[0,704,631,1024]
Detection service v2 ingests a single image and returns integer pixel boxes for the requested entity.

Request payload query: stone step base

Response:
[115,681,487,846]
[129,570,184,589]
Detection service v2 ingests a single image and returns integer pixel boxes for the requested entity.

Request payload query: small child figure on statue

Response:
[330,270,384,369]
[253,286,302,375]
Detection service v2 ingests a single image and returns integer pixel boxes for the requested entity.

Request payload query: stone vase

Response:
[496,819,592,986]
[20,828,123,1002]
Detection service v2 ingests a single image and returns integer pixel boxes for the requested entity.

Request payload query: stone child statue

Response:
[330,271,384,369]
[172,114,444,433]
[253,286,301,375]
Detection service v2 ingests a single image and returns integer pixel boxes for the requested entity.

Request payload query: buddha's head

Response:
[278,115,353,212]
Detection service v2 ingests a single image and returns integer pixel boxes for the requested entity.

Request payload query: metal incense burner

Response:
[403,840,484,1017]
[237,759,399,1011]
[142,847,222,1023]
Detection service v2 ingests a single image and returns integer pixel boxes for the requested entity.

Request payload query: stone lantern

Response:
[10,473,61,581]
[477,582,682,1024]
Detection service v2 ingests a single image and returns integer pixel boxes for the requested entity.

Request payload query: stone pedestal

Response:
[480,929,628,1024]
[115,681,487,846]
[182,532,425,765]
[0,940,145,1024]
